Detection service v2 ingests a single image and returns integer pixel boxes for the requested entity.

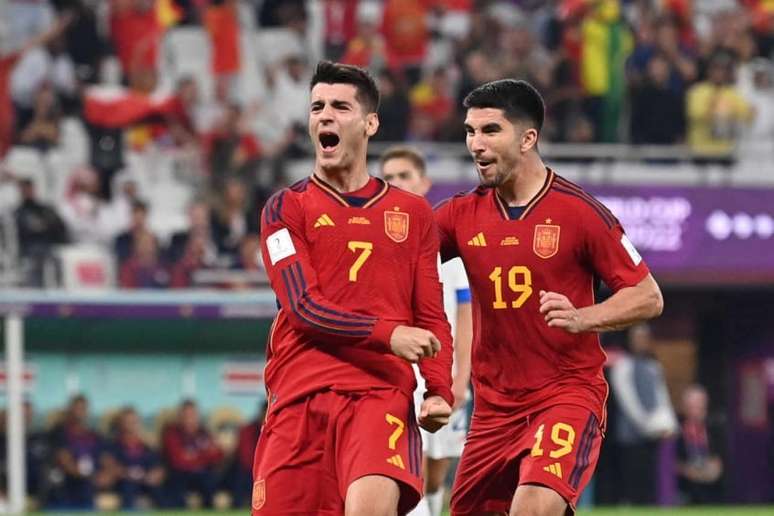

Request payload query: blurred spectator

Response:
[373,68,410,142]
[211,178,258,263]
[11,31,77,121]
[0,13,72,159]
[323,0,359,61]
[53,0,106,84]
[609,323,677,505]
[265,54,310,147]
[60,166,110,245]
[118,230,169,289]
[630,53,686,144]
[381,0,430,84]
[104,407,166,509]
[739,58,774,151]
[167,199,218,265]
[114,199,152,263]
[162,399,224,508]
[686,53,752,163]
[204,104,262,189]
[628,16,697,95]
[166,76,201,149]
[236,234,262,271]
[230,401,267,507]
[580,0,633,142]
[17,84,62,152]
[48,394,112,509]
[409,67,454,141]
[109,0,162,81]
[498,22,553,93]
[257,0,308,31]
[169,233,211,287]
[203,0,241,102]
[340,13,387,70]
[14,178,69,286]
[102,177,142,239]
[676,384,724,505]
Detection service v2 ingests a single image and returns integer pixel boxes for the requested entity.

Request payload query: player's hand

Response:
[418,395,452,433]
[539,290,586,334]
[389,325,440,363]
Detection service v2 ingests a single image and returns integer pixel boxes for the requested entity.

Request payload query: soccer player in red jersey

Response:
[435,80,664,516]
[253,61,454,516]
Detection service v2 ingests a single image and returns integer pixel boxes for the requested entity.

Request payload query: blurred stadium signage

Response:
[430,183,774,285]
[0,362,36,392]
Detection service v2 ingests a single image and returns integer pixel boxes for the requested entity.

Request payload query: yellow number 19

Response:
[489,265,533,309]
[348,241,373,282]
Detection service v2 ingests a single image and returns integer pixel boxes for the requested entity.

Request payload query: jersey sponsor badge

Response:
[252,479,266,510]
[620,234,643,265]
[384,210,409,242]
[266,228,296,265]
[533,224,560,259]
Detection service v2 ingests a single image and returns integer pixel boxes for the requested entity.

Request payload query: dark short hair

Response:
[463,79,545,133]
[131,200,148,213]
[310,60,380,113]
[380,146,426,176]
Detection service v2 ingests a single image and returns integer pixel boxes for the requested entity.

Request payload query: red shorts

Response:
[451,404,602,515]
[251,389,423,515]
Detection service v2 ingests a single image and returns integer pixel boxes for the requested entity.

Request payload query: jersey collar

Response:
[493,168,555,221]
[310,173,390,209]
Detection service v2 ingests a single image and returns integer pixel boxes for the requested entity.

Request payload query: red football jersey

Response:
[260,175,454,413]
[435,169,650,424]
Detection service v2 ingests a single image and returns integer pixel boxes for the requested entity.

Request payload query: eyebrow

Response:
[482,123,502,131]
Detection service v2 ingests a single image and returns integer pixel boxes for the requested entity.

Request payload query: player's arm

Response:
[433,198,460,263]
[414,205,455,430]
[261,191,437,360]
[540,216,663,334]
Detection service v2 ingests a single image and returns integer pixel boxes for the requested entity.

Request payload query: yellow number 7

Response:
[348,241,373,282]
[385,414,405,450]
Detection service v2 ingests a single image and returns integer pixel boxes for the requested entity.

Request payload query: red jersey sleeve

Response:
[584,211,650,292]
[433,198,460,263]
[414,204,454,407]
[260,190,399,351]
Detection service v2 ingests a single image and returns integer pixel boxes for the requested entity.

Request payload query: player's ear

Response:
[419,175,432,196]
[521,128,538,153]
[365,112,379,138]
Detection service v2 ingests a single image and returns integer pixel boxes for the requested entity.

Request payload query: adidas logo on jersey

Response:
[467,232,487,247]
[386,454,405,470]
[543,463,563,479]
[314,214,335,228]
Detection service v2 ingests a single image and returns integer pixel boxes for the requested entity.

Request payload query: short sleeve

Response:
[584,213,650,292]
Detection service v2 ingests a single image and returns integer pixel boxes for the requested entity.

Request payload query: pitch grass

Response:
[29,507,774,515]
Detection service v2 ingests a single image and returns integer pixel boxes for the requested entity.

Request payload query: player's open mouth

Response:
[319,132,340,153]
[477,158,495,170]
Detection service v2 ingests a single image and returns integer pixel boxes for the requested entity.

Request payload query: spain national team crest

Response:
[533,224,560,259]
[252,479,266,511]
[384,210,409,243]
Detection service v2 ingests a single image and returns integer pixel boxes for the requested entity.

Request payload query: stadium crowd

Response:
[2,0,774,288]
[0,395,266,510]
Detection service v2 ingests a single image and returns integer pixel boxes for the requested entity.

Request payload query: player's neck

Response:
[314,162,371,193]
[497,156,547,207]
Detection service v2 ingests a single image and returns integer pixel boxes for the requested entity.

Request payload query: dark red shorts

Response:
[251,389,423,515]
[451,404,602,515]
